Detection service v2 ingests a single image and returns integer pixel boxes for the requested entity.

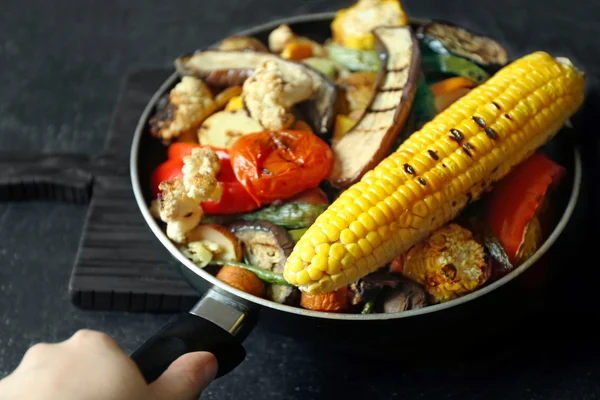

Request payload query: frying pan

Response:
[129,12,583,382]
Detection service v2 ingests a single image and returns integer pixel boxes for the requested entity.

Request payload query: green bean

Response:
[209,260,291,286]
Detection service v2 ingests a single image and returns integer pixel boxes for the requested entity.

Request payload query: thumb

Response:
[150,352,218,400]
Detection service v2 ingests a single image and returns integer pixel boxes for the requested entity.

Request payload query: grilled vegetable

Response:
[333,114,357,142]
[149,76,216,144]
[381,280,429,313]
[412,74,438,128]
[152,145,259,214]
[225,95,243,111]
[430,77,477,112]
[214,86,243,110]
[337,71,378,115]
[331,0,408,51]
[216,265,265,297]
[174,50,337,134]
[390,223,490,302]
[210,260,290,286]
[228,221,294,273]
[266,284,299,305]
[217,36,269,52]
[288,228,308,243]
[325,43,380,72]
[421,51,490,84]
[328,26,420,188]
[283,187,329,205]
[197,110,263,148]
[417,21,509,68]
[187,224,243,262]
[283,51,585,294]
[430,76,477,96]
[230,130,334,205]
[228,221,296,304]
[268,24,326,58]
[281,42,315,61]
[300,287,349,312]
[486,152,566,265]
[302,57,339,80]
[464,215,514,280]
[238,203,328,229]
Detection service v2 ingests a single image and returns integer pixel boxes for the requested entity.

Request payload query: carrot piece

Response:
[292,120,314,132]
[216,265,265,297]
[281,41,314,61]
[429,76,477,96]
[434,87,472,112]
[300,287,348,312]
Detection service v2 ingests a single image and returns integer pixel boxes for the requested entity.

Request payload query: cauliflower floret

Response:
[156,147,222,243]
[158,179,203,243]
[242,60,314,130]
[149,76,217,144]
[182,147,222,203]
[268,24,295,53]
[333,0,408,49]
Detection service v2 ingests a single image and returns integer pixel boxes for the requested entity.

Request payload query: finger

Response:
[150,352,218,400]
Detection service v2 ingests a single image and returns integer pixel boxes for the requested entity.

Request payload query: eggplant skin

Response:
[228,221,294,273]
[328,26,421,189]
[174,50,337,134]
[418,21,509,68]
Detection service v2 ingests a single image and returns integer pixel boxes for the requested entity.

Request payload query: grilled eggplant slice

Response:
[227,221,294,273]
[175,50,337,135]
[417,21,508,69]
[328,25,420,188]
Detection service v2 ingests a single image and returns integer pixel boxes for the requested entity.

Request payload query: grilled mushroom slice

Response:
[328,25,420,188]
[175,50,337,135]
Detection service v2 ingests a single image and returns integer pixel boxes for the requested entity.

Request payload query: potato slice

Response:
[197,110,263,148]
[187,224,242,262]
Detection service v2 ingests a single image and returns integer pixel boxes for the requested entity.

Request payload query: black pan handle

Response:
[131,287,257,383]
[0,152,95,204]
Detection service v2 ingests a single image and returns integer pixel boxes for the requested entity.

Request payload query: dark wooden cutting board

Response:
[0,69,200,312]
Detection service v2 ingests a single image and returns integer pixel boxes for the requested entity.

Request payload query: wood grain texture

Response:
[68,69,199,311]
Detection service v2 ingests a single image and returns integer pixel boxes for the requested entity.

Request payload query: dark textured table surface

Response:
[1,0,600,398]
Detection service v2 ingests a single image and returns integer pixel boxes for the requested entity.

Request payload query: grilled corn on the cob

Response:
[283,51,585,294]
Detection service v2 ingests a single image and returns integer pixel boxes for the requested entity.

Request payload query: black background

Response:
[1,0,600,398]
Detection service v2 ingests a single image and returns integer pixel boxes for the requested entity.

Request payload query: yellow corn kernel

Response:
[358,238,373,256]
[349,220,367,239]
[284,51,585,294]
[329,243,346,260]
[346,243,363,259]
[340,228,357,245]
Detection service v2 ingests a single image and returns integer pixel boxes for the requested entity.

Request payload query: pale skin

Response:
[0,329,218,400]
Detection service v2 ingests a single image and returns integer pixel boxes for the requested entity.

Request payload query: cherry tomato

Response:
[150,145,259,214]
[486,152,565,263]
[229,130,334,205]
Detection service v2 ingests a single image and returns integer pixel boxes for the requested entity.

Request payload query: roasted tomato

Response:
[229,130,334,205]
[486,152,565,265]
[151,145,259,214]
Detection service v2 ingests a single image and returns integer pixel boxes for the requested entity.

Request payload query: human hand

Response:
[0,329,217,400]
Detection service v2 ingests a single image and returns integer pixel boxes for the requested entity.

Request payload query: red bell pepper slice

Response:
[485,152,566,263]
[150,144,259,214]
